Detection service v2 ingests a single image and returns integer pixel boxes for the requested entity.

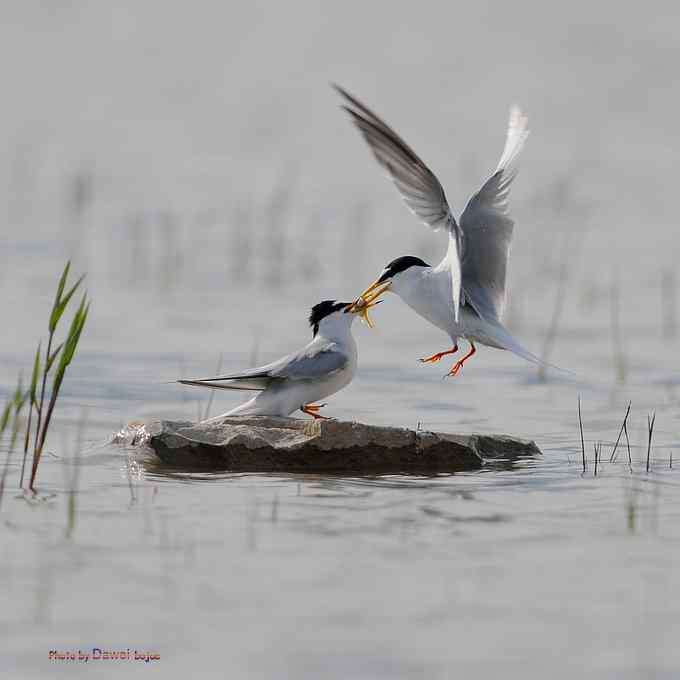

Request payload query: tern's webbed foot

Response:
[419,345,458,364]
[301,403,330,420]
[445,342,476,378]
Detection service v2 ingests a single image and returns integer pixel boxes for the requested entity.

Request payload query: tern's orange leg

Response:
[447,342,476,377]
[419,344,459,364]
[301,403,329,420]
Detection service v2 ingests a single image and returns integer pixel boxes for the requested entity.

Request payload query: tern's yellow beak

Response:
[347,279,392,328]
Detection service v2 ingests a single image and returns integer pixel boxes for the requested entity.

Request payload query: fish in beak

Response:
[347,279,392,328]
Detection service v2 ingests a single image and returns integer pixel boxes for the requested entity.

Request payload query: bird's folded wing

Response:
[178,377,271,391]
[177,354,294,391]
[334,84,462,315]
[268,342,348,380]
[178,342,348,390]
[459,106,529,323]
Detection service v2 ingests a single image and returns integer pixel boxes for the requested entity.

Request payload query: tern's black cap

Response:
[309,300,352,336]
[377,255,430,283]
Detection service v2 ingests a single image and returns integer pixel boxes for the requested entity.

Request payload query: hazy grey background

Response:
[1,2,679,679]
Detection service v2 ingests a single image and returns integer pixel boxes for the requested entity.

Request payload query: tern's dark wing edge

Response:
[334,84,458,235]
[177,340,348,391]
[334,84,462,317]
[178,377,272,391]
[177,350,298,391]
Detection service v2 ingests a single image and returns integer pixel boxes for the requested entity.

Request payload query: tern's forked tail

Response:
[482,321,572,376]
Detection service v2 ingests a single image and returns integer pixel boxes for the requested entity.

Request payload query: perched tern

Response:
[178,299,379,420]
[335,85,545,376]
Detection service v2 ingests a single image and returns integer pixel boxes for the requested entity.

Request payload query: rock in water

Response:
[122,417,540,473]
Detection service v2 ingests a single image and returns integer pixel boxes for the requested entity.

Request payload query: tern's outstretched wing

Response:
[178,341,347,391]
[334,84,462,317]
[459,106,529,323]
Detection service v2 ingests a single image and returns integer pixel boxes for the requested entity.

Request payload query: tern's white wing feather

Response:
[459,106,529,323]
[496,106,530,173]
[334,84,462,317]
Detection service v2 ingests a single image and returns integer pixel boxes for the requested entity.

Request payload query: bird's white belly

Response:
[396,274,463,339]
[402,296,455,336]
[396,275,505,350]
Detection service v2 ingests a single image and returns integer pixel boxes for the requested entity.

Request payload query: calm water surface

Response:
[1,2,680,677]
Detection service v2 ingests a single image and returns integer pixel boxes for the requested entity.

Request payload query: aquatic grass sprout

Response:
[15,262,91,492]
[19,342,42,487]
[646,412,656,473]
[609,401,631,463]
[575,401,665,480]
[0,378,29,509]
[578,395,586,473]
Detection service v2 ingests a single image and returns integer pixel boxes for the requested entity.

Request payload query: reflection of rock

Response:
[117,417,540,473]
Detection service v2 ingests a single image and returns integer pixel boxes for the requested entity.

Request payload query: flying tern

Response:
[335,85,545,376]
[178,299,379,420]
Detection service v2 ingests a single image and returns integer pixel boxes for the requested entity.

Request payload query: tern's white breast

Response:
[394,268,460,337]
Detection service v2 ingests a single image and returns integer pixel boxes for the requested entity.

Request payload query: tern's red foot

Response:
[301,403,329,420]
[419,345,458,364]
[446,342,476,377]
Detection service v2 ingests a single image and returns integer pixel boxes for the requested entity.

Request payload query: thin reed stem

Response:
[0,383,27,510]
[646,412,656,473]
[28,263,88,491]
[609,401,632,463]
[20,403,33,488]
[0,402,12,510]
[20,342,41,488]
[578,396,586,473]
[203,353,224,421]
[32,333,54,481]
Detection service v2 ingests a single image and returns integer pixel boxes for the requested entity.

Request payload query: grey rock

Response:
[118,416,541,473]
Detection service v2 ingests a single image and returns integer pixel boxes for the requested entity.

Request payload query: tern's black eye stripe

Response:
[377,255,430,282]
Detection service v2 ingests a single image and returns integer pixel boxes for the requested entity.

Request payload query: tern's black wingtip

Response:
[340,104,358,117]
[331,82,347,96]
[332,83,360,108]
